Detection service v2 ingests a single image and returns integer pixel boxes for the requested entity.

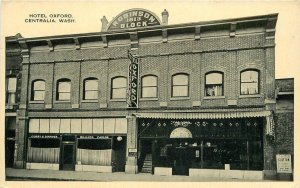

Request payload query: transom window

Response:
[241,70,259,95]
[111,77,127,99]
[57,79,71,101]
[205,72,224,96]
[31,80,45,101]
[142,75,158,98]
[83,78,98,100]
[172,73,189,97]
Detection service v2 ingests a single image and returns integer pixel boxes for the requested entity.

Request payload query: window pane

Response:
[206,73,223,84]
[85,79,98,90]
[142,76,157,87]
[115,118,127,134]
[8,93,16,104]
[82,119,93,133]
[71,119,82,133]
[93,119,104,134]
[85,91,98,100]
[112,77,126,88]
[34,91,45,101]
[39,119,50,133]
[173,74,188,85]
[58,93,70,100]
[50,119,60,133]
[29,119,39,133]
[142,87,157,98]
[8,78,17,91]
[34,81,45,90]
[112,88,126,99]
[206,85,223,96]
[241,83,258,95]
[173,86,188,97]
[103,119,115,134]
[60,119,71,133]
[241,71,258,83]
[58,81,71,92]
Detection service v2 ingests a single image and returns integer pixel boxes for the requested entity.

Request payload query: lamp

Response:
[117,136,123,141]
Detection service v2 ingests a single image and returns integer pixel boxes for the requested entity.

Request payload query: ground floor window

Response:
[27,138,60,163]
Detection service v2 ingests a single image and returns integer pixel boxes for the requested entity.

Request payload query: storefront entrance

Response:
[61,143,75,170]
[173,146,189,175]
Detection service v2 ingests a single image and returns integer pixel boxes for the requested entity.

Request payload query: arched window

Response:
[205,72,224,96]
[142,75,158,98]
[240,70,259,95]
[83,78,98,100]
[172,73,189,97]
[111,77,127,99]
[56,78,71,101]
[31,80,45,101]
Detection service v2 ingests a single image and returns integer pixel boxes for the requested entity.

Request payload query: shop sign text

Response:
[29,135,59,138]
[107,9,161,30]
[276,154,292,173]
[127,51,139,108]
[79,136,110,139]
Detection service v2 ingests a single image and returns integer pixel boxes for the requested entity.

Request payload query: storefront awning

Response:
[134,111,271,119]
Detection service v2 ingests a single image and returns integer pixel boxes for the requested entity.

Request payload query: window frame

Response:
[171,73,190,98]
[240,69,260,95]
[141,74,158,98]
[204,71,224,97]
[6,76,17,104]
[56,78,71,101]
[31,79,46,101]
[83,77,99,100]
[111,76,127,100]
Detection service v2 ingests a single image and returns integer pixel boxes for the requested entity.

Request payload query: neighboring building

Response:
[5,34,23,168]
[6,9,285,180]
[274,78,294,180]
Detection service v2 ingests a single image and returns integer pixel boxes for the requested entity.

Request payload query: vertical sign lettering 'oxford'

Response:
[127,50,139,108]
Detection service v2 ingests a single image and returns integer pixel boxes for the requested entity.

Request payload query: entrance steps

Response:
[141,154,152,173]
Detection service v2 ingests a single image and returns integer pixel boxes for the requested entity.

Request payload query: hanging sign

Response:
[127,51,139,108]
[276,154,292,173]
[107,8,161,30]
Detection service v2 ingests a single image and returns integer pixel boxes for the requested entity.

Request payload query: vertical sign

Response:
[276,154,292,173]
[127,50,139,108]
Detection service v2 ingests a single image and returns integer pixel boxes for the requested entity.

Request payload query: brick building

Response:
[5,9,288,180]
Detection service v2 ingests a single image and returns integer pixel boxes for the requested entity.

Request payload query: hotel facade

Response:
[5,9,293,180]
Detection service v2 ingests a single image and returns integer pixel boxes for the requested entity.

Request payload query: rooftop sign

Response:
[107,8,161,30]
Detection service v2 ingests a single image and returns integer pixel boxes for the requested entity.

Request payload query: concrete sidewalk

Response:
[5,168,270,182]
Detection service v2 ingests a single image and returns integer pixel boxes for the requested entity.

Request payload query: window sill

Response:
[81,100,98,103]
[203,96,225,100]
[54,100,71,103]
[110,99,126,102]
[239,94,262,98]
[170,97,190,101]
[140,98,158,101]
[29,101,45,104]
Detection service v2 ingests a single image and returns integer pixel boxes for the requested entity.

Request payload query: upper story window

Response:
[6,77,17,104]
[57,79,71,101]
[172,73,189,97]
[111,77,127,99]
[240,70,259,95]
[205,72,224,96]
[83,78,98,100]
[31,80,45,101]
[142,75,158,98]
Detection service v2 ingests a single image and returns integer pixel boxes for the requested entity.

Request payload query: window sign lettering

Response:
[276,154,292,173]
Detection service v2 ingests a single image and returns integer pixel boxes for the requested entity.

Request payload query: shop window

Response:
[27,138,60,163]
[83,78,98,100]
[6,77,17,104]
[141,75,158,98]
[31,80,45,101]
[240,70,259,95]
[205,72,223,96]
[56,78,71,101]
[172,73,189,97]
[111,76,127,99]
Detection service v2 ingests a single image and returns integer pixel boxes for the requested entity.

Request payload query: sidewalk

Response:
[5,168,269,182]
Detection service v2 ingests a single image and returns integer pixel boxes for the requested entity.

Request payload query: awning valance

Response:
[134,111,271,119]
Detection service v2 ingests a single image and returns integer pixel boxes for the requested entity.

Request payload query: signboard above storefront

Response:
[107,8,161,30]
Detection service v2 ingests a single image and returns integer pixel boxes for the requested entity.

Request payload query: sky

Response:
[1,1,300,79]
